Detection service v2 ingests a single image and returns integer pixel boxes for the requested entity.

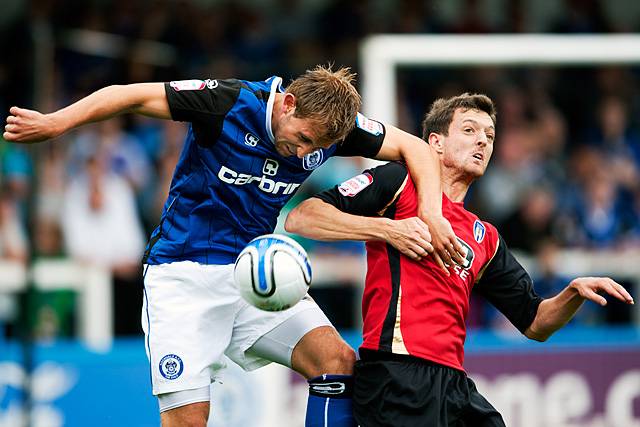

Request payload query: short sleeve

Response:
[314,161,408,217]
[334,113,386,158]
[474,234,544,334]
[164,79,242,145]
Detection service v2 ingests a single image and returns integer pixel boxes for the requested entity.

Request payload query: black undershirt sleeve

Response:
[163,79,242,146]
[474,235,544,334]
[334,116,386,158]
[314,161,408,217]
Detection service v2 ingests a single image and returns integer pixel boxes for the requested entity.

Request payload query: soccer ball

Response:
[234,234,312,311]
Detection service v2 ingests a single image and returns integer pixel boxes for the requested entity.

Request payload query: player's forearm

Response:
[404,138,443,217]
[49,83,169,137]
[285,198,391,242]
[376,125,443,216]
[524,285,584,341]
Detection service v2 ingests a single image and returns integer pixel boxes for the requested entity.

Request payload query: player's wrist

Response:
[48,111,70,138]
[377,217,395,242]
[420,210,444,226]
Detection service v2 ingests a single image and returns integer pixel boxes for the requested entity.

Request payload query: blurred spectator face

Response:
[598,96,627,140]
[522,188,556,229]
[535,107,567,157]
[536,239,560,277]
[494,126,535,170]
[34,219,63,256]
[585,173,616,209]
[497,86,527,129]
[569,147,602,185]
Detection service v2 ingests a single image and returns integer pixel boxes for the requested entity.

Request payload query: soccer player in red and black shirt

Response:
[286,93,635,427]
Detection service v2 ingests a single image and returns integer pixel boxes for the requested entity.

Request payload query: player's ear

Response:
[428,132,444,154]
[283,93,296,113]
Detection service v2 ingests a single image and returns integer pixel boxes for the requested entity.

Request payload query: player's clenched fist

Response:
[384,217,433,261]
[4,106,60,143]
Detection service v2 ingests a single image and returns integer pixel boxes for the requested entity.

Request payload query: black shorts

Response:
[354,350,505,427]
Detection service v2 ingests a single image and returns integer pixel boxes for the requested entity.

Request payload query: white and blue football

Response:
[234,234,312,311]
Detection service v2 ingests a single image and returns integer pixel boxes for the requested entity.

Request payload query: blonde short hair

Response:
[286,65,361,145]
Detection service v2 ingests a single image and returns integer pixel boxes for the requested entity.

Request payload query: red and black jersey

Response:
[315,162,543,371]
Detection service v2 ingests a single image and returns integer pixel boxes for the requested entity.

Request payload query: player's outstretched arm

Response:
[375,125,465,273]
[4,83,170,143]
[524,277,634,342]
[285,198,433,261]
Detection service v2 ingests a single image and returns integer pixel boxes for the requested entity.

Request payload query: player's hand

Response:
[385,217,433,261]
[569,277,634,306]
[4,107,60,143]
[420,213,465,275]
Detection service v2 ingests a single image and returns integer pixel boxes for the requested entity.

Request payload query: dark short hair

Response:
[421,93,497,140]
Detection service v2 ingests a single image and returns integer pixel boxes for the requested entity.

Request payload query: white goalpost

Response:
[360,34,640,125]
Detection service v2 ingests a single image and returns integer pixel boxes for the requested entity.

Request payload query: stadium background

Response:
[1,0,640,426]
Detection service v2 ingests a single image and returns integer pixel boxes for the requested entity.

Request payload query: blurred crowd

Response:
[1,0,639,339]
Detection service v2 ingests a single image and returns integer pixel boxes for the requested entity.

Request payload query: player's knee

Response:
[337,344,357,373]
[293,327,357,377]
[321,342,356,375]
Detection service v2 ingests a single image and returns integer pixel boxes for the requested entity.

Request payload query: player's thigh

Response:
[143,262,240,396]
[227,295,335,374]
[160,399,209,427]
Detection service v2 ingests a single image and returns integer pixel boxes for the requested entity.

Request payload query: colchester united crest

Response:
[473,220,486,243]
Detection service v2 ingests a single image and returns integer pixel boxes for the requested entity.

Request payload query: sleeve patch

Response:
[356,113,384,136]
[338,173,374,197]
[170,80,207,91]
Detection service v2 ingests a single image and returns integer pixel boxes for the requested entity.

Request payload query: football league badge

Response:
[338,173,373,197]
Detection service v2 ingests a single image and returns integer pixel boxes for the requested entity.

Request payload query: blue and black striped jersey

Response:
[143,76,385,265]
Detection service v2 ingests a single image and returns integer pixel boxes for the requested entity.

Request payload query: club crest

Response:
[303,149,323,170]
[473,220,486,243]
[159,354,184,380]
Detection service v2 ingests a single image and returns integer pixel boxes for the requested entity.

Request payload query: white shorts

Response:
[141,261,331,396]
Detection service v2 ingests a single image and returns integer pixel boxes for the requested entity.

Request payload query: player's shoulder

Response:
[239,76,283,99]
[370,160,408,179]
[333,161,407,201]
[459,207,499,248]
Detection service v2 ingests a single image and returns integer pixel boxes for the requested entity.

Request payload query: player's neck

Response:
[271,93,285,134]
[441,169,472,203]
